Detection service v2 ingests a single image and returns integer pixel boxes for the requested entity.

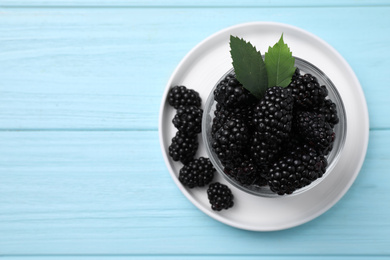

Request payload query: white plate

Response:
[158,22,369,231]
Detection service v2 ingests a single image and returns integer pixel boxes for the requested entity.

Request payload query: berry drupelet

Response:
[214,73,256,108]
[179,157,215,188]
[207,182,234,211]
[168,85,201,109]
[168,131,198,164]
[172,105,203,136]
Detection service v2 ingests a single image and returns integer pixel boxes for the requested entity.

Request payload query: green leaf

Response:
[264,34,296,88]
[230,35,268,99]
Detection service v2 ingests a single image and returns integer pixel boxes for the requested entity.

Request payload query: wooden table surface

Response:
[1,1,390,259]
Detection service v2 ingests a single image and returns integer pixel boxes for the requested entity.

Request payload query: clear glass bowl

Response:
[202,57,347,198]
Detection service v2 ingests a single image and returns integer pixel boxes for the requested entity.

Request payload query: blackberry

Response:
[292,67,301,81]
[287,73,328,109]
[211,104,232,137]
[168,85,201,109]
[250,130,281,170]
[207,182,234,211]
[268,145,328,195]
[313,99,339,127]
[168,131,198,164]
[179,157,215,188]
[294,111,335,155]
[252,86,294,145]
[211,116,249,166]
[223,149,252,169]
[172,105,203,136]
[211,103,254,137]
[225,160,267,186]
[281,131,303,152]
[214,73,256,108]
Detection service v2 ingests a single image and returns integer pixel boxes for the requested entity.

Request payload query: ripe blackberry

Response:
[281,131,303,152]
[168,85,201,109]
[172,105,203,136]
[313,99,339,127]
[214,73,256,108]
[207,182,234,211]
[168,131,198,164]
[252,86,294,145]
[211,104,232,137]
[225,160,267,186]
[287,73,328,109]
[268,145,328,195]
[179,157,215,188]
[211,103,253,137]
[250,130,281,170]
[292,67,301,81]
[211,116,249,166]
[294,111,335,155]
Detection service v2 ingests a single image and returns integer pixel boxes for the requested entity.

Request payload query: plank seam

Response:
[1,4,390,8]
[1,254,390,257]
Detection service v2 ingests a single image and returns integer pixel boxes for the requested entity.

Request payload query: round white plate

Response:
[158,22,369,231]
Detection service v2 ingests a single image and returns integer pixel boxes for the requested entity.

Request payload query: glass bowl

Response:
[202,57,347,198]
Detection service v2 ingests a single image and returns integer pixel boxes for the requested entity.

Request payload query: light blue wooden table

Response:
[1,0,390,259]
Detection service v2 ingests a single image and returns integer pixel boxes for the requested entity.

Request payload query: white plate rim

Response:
[158,21,369,231]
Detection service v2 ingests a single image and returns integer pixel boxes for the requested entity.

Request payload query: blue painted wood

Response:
[0,131,388,255]
[0,1,389,258]
[0,7,389,129]
[3,257,390,260]
[1,0,389,7]
[4,257,390,260]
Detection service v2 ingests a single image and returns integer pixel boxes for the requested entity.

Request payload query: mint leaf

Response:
[264,34,296,88]
[230,35,268,99]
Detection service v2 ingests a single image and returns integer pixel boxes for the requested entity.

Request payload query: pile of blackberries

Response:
[168,85,234,210]
[211,69,338,195]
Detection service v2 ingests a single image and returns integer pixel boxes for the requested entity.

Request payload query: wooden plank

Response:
[0,7,388,130]
[1,0,389,7]
[0,130,388,255]
[2,256,390,260]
